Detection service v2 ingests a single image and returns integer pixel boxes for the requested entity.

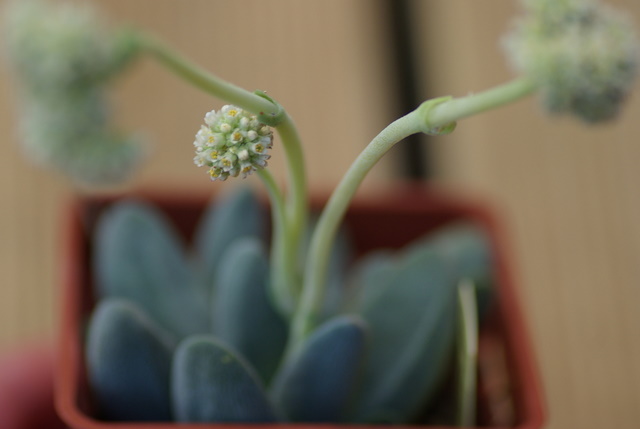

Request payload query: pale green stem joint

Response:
[254,91,286,127]
[416,96,457,135]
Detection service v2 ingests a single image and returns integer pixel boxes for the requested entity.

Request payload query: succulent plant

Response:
[86,186,494,424]
[4,0,637,425]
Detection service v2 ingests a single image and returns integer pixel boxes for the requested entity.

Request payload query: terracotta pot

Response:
[55,186,545,429]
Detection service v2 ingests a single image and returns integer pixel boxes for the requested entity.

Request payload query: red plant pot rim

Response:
[55,185,545,429]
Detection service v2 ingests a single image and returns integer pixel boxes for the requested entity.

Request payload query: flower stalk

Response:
[289,77,537,347]
[140,34,277,117]
[139,33,307,317]
[255,169,296,313]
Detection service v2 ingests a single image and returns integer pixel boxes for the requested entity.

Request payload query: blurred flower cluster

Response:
[505,0,639,123]
[4,0,143,185]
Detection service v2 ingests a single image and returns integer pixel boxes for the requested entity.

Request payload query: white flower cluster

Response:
[505,0,639,123]
[3,0,143,186]
[4,0,136,98]
[20,93,144,186]
[194,106,273,181]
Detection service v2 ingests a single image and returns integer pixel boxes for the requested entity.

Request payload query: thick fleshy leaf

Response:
[193,187,266,288]
[415,223,494,316]
[321,224,354,320]
[344,250,395,312]
[212,238,287,384]
[86,299,176,421]
[171,336,279,423]
[348,246,457,423]
[271,316,368,422]
[93,200,208,337]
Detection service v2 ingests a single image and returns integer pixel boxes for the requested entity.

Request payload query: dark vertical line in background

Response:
[383,0,433,180]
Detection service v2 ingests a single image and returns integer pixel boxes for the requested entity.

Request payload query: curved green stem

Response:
[276,114,308,294]
[256,169,296,315]
[289,111,423,345]
[138,32,309,316]
[456,279,479,427]
[139,34,277,116]
[289,77,537,347]
[426,77,536,126]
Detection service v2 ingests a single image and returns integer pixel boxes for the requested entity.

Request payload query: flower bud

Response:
[504,0,639,122]
[193,106,273,181]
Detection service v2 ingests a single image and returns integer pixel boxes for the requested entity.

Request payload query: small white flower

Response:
[238,149,250,161]
[204,110,217,126]
[193,105,274,181]
[229,130,244,144]
[251,142,266,154]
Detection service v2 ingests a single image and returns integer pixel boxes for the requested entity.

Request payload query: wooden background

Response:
[1,1,639,428]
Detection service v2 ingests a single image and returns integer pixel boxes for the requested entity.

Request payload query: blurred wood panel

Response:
[1,1,640,429]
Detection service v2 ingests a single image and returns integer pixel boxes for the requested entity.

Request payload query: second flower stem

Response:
[289,111,423,347]
[289,77,537,348]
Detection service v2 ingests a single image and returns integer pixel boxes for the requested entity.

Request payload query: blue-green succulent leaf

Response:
[348,246,457,423]
[86,299,176,421]
[321,224,354,320]
[193,187,266,289]
[93,200,208,337]
[171,336,280,423]
[417,222,494,317]
[345,250,396,312]
[212,238,287,384]
[271,315,368,422]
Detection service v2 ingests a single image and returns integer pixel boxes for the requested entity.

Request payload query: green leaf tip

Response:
[171,335,280,423]
[254,90,287,127]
